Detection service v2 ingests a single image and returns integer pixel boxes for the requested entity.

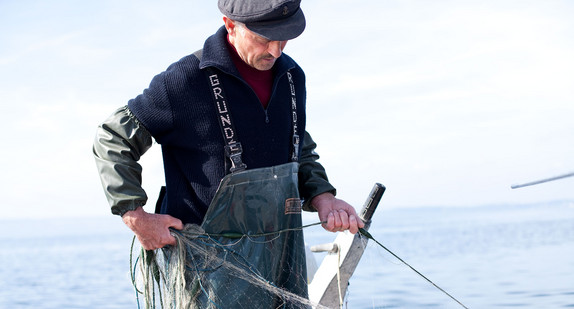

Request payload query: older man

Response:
[94,0,363,306]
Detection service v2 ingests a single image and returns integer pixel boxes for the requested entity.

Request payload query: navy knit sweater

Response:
[128,26,308,225]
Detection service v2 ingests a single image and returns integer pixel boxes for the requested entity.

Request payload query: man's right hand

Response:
[122,207,184,250]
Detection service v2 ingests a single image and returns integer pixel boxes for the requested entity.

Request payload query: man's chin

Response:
[254,59,276,71]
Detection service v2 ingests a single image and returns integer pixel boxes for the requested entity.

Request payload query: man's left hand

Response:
[311,192,365,234]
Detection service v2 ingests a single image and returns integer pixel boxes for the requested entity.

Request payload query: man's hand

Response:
[311,192,365,234]
[122,207,184,250]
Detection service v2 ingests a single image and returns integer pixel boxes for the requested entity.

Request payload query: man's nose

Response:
[268,41,283,58]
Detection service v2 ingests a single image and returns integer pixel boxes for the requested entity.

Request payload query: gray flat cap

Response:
[218,0,306,41]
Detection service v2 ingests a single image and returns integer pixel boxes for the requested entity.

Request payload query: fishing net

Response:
[131,224,329,309]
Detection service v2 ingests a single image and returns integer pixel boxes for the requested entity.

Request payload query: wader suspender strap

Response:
[194,50,245,173]
[205,67,247,173]
[197,50,300,173]
[286,71,300,162]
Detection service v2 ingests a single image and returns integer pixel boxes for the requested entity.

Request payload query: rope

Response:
[358,228,469,309]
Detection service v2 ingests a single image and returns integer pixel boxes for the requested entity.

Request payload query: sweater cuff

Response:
[112,200,147,217]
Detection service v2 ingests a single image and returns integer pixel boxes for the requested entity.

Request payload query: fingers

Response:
[166,233,178,247]
[163,215,183,247]
[349,215,359,234]
[139,231,177,250]
[167,216,184,230]
[338,209,349,229]
[323,210,365,234]
[131,214,184,250]
[323,210,353,233]
[322,212,338,232]
[137,236,160,251]
[343,214,364,234]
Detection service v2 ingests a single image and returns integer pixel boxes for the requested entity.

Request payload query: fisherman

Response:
[93,0,364,306]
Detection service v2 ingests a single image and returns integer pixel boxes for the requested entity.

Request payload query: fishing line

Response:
[129,221,468,309]
[197,221,325,239]
[358,228,469,309]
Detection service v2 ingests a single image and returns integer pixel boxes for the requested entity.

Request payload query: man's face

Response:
[226,18,288,71]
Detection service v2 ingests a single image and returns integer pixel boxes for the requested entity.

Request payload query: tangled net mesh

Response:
[131,224,329,309]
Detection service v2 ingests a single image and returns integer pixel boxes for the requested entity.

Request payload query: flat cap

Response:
[218,0,306,41]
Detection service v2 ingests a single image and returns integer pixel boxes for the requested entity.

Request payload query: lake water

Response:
[1,201,573,308]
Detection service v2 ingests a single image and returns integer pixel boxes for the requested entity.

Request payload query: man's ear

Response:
[223,16,235,35]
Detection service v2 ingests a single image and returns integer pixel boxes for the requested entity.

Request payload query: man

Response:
[94,0,363,306]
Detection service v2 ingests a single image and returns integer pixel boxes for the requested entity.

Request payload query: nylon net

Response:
[131,224,329,309]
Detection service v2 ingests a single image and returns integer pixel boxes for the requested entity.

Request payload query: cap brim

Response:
[245,8,306,41]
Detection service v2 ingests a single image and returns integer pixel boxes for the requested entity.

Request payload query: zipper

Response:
[263,70,289,124]
[224,68,292,125]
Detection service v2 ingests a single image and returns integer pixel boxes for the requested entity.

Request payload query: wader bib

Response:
[190,68,308,308]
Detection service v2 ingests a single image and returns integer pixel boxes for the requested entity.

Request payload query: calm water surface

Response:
[1,202,572,308]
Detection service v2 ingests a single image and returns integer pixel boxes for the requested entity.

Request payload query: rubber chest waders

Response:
[193,67,308,308]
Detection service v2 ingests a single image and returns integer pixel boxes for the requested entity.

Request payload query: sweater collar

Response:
[199,26,295,78]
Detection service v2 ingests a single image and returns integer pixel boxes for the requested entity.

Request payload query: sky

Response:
[1,0,573,219]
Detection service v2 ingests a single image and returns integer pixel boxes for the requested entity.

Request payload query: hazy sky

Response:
[1,0,573,219]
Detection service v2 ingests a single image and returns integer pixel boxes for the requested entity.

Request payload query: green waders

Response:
[193,162,308,308]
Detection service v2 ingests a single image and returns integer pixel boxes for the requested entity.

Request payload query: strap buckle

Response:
[291,134,300,161]
[225,143,247,173]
